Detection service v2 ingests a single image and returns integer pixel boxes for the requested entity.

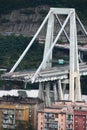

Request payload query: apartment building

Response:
[38,108,67,130]
[0,104,29,129]
[37,101,87,130]
[74,110,87,130]
[0,89,44,129]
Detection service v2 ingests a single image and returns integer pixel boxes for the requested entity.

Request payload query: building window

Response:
[68,124,70,128]
[47,119,49,122]
[47,124,49,127]
[61,114,63,116]
[29,109,32,112]
[68,114,71,120]
[29,114,31,117]
[29,119,31,122]
[55,113,58,118]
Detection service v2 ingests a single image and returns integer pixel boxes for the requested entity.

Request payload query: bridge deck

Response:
[1,63,87,83]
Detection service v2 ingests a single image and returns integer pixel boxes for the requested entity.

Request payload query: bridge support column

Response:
[79,51,83,63]
[38,82,44,101]
[43,13,54,69]
[53,82,58,102]
[69,73,74,102]
[58,80,63,100]
[75,74,82,101]
[63,84,67,98]
[45,82,51,107]
[69,10,82,102]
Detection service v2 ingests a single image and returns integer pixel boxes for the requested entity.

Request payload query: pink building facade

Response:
[38,108,66,130]
[37,101,87,130]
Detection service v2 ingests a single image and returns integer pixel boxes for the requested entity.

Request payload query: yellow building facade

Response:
[0,104,29,129]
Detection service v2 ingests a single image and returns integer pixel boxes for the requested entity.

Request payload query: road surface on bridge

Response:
[1,63,87,83]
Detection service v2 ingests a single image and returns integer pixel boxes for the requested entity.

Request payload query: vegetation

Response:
[0,34,43,71]
[20,9,35,15]
[0,34,87,93]
[39,9,48,17]
[0,34,44,89]
[0,0,87,21]
[0,35,70,71]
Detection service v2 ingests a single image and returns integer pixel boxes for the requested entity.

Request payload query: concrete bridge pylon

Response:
[42,8,82,105]
[8,8,87,106]
[40,8,82,105]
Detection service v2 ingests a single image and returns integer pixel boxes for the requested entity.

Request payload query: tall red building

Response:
[74,110,87,130]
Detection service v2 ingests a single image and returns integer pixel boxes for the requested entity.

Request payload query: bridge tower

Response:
[9,8,84,106]
[38,8,82,104]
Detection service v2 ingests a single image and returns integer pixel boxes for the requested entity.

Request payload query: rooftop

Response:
[0,89,39,98]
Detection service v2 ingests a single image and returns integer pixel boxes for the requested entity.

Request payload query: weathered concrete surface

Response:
[0,6,87,43]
